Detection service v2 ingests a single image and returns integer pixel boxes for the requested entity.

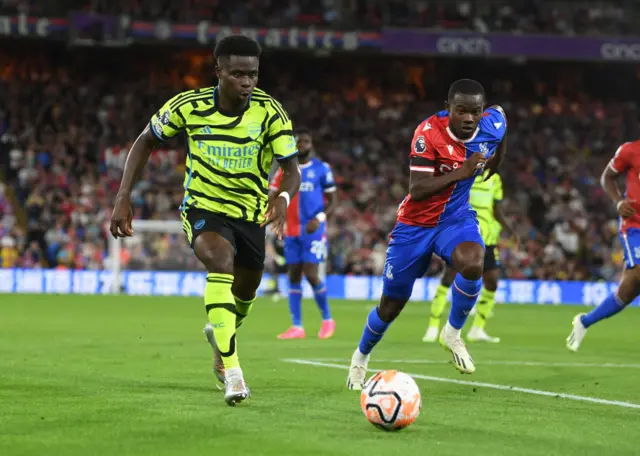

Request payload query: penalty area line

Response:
[304,358,640,369]
[282,359,640,410]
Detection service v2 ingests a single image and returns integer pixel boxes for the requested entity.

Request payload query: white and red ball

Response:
[360,370,422,431]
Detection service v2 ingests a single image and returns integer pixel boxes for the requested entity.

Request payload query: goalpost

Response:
[107,219,325,294]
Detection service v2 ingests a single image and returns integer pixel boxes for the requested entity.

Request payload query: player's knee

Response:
[306,274,321,287]
[452,243,484,281]
[288,265,303,283]
[459,263,483,281]
[378,295,408,322]
[232,268,263,301]
[617,267,640,304]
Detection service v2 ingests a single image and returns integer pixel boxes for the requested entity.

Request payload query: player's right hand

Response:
[460,153,487,179]
[110,195,134,238]
[618,199,636,218]
[262,195,287,239]
[305,218,320,234]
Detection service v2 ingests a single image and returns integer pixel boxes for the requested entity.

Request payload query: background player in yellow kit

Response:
[423,170,518,343]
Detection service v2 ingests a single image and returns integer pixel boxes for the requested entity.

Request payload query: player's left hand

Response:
[305,218,320,234]
[262,195,288,239]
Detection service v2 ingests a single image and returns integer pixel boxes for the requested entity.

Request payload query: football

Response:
[360,370,422,431]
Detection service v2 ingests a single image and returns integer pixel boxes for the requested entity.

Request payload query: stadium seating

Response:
[0,43,632,280]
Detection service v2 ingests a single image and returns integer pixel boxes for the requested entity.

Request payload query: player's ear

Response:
[444,100,450,112]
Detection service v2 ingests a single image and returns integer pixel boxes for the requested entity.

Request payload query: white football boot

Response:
[467,326,501,343]
[422,325,440,343]
[440,322,476,374]
[224,367,250,406]
[346,348,370,390]
[203,323,226,388]
[566,314,587,352]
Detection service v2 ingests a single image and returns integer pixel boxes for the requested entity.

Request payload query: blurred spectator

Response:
[1,44,640,281]
[1,0,636,36]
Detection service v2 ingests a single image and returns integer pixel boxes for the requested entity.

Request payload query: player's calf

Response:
[567,267,640,352]
[194,233,246,402]
[348,294,408,389]
[305,264,335,338]
[425,266,457,342]
[439,242,484,373]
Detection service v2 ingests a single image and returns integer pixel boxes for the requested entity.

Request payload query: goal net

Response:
[106,219,323,296]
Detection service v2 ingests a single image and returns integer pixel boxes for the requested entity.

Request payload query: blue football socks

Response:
[358,307,391,355]
[288,282,303,327]
[313,281,332,321]
[581,294,625,328]
[449,274,482,330]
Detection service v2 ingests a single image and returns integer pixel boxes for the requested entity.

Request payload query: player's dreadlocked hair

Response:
[214,35,262,61]
[448,79,485,101]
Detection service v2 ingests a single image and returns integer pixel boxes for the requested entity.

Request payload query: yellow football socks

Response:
[205,273,239,370]
[428,284,449,329]
[472,288,496,330]
[234,296,255,329]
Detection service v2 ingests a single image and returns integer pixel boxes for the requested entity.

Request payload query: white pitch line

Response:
[283,359,640,410]
[305,358,640,369]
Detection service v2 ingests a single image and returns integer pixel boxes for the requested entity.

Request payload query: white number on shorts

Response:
[310,240,327,261]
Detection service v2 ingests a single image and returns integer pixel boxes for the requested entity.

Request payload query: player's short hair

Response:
[214,35,261,61]
[295,127,312,137]
[448,79,485,102]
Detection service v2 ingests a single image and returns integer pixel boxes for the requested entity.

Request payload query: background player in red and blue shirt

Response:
[347,79,508,388]
[269,128,338,340]
[567,140,640,351]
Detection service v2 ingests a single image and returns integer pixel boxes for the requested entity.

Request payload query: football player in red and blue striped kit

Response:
[567,139,640,351]
[347,79,508,389]
[270,128,339,340]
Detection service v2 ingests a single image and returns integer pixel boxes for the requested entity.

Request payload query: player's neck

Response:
[298,155,311,165]
[216,88,248,115]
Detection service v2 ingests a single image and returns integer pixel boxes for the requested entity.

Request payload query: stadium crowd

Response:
[0,45,638,281]
[1,0,636,36]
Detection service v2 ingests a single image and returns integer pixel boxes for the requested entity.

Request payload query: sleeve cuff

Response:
[149,122,166,142]
[276,150,299,163]
[609,161,620,173]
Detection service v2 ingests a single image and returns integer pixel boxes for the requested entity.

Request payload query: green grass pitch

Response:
[1,294,639,456]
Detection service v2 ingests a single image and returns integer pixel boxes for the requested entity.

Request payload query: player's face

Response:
[216,56,259,102]
[296,133,313,158]
[446,93,484,139]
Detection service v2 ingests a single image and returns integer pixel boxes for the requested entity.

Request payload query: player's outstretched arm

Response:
[601,162,635,218]
[110,125,159,238]
[409,153,486,201]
